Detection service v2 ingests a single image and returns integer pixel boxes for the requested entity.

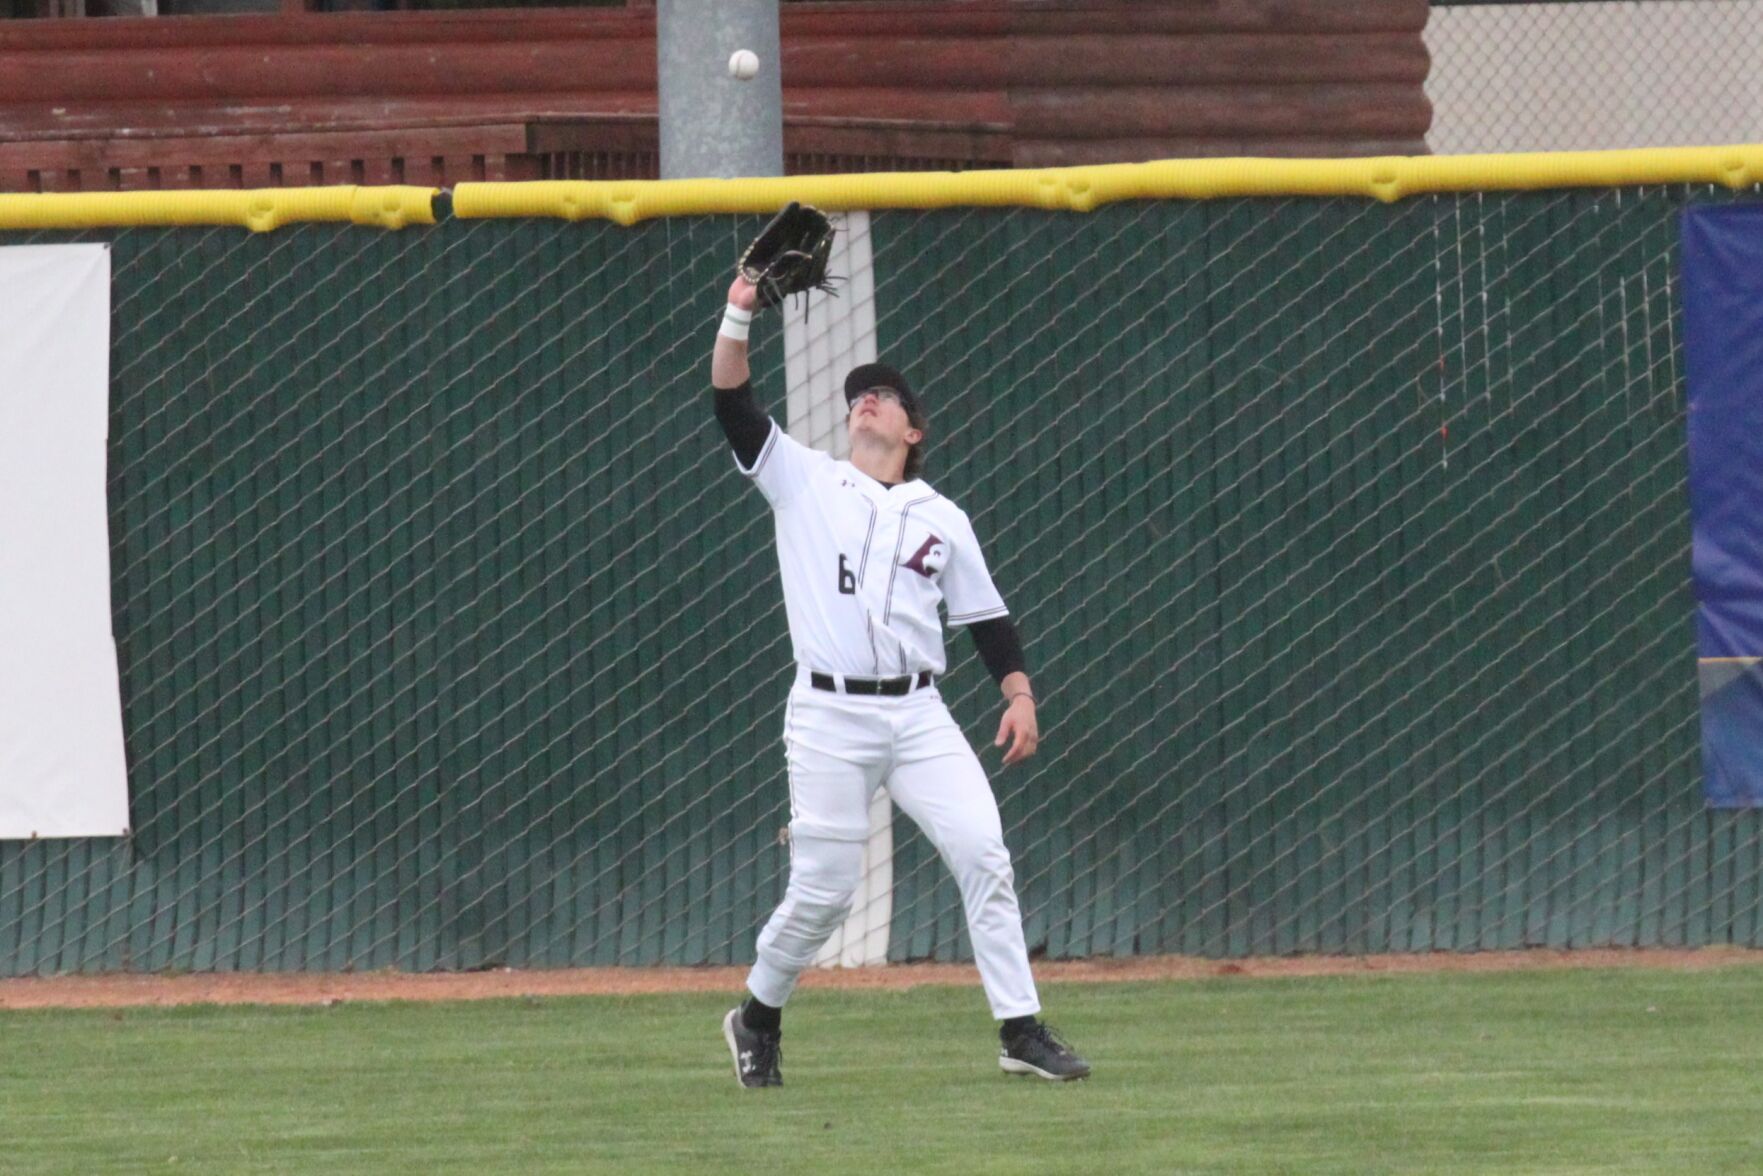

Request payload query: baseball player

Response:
[711,269,1091,1087]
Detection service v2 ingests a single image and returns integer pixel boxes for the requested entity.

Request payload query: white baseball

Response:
[728,49,760,81]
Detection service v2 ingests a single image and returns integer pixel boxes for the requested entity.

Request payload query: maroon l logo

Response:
[903,534,946,578]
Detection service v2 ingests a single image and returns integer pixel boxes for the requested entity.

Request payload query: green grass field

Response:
[4,967,1761,1175]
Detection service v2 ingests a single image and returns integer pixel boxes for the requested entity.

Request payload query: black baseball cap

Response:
[844,362,922,418]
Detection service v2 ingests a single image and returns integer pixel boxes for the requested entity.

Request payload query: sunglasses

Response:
[851,387,904,407]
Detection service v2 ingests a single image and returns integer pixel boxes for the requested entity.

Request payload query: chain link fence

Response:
[1426,0,1763,154]
[0,182,1755,975]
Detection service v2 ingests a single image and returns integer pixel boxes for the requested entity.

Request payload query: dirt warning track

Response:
[0,947,1758,1010]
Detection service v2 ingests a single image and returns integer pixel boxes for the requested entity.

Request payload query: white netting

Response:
[1426,1,1763,153]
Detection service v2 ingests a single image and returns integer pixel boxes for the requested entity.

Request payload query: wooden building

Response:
[0,0,1432,192]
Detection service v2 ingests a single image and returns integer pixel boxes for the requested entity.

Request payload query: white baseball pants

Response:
[745,672,1041,1020]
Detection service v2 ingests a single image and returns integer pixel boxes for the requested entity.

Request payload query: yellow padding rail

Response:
[0,186,438,232]
[454,144,1763,225]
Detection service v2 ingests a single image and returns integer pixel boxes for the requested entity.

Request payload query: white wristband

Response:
[719,304,753,342]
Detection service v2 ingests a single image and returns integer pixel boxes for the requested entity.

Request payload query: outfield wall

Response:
[0,158,1756,974]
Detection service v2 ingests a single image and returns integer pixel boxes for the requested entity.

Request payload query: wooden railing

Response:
[0,1,1430,192]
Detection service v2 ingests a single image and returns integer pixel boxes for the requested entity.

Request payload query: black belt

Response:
[810,671,934,696]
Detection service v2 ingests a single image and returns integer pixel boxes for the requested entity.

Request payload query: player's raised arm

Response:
[711,274,774,472]
[712,275,760,391]
[710,205,844,512]
[714,201,835,393]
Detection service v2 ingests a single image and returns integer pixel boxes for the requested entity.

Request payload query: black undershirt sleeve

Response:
[713,380,773,469]
[966,616,1027,684]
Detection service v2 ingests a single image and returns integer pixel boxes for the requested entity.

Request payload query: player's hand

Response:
[995,695,1039,766]
[728,274,759,312]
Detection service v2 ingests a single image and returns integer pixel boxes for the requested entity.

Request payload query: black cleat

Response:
[723,1006,783,1088]
[999,1021,1091,1081]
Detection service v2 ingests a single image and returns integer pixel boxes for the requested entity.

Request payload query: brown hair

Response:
[903,403,929,481]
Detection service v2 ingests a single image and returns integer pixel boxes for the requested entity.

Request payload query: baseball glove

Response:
[739,202,837,310]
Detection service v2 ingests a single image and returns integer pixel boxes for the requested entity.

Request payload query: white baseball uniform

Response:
[734,418,1042,1020]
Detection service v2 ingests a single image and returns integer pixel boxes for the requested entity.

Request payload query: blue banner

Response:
[1682,204,1763,808]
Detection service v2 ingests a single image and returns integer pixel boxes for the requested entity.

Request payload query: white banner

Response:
[0,244,129,839]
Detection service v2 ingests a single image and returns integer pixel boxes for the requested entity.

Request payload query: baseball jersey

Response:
[736,417,1008,677]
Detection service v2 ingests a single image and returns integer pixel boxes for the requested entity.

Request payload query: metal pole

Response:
[656,0,784,180]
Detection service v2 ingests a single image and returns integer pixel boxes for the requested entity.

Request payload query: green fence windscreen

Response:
[0,192,1751,975]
